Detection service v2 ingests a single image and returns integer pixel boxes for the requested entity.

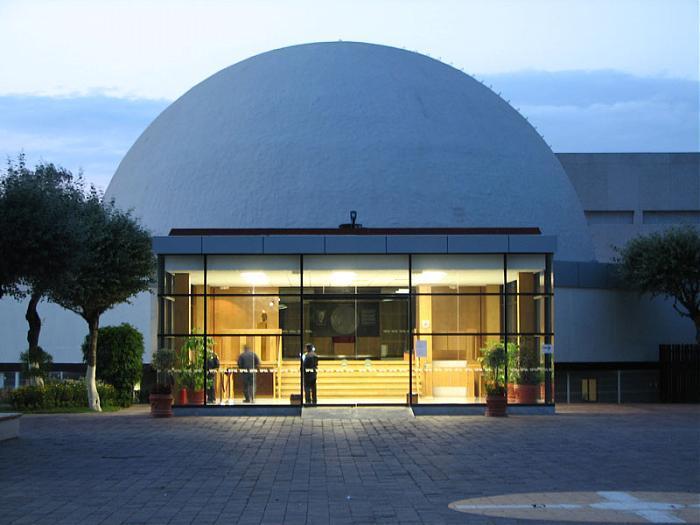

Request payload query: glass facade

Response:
[157,251,553,406]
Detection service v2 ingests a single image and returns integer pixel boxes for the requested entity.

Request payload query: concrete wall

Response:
[0,293,153,364]
[557,153,700,262]
[554,287,695,362]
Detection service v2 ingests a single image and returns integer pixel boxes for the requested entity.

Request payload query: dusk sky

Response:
[1,0,698,190]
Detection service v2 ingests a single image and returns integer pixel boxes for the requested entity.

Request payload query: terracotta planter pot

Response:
[485,393,507,417]
[149,393,174,418]
[507,383,517,403]
[177,388,188,405]
[515,384,540,404]
[189,389,205,405]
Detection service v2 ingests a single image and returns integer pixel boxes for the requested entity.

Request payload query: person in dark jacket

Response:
[237,345,260,403]
[303,343,319,405]
[206,351,220,403]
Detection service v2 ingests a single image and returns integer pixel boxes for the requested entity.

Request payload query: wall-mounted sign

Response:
[541,343,553,355]
[415,340,428,358]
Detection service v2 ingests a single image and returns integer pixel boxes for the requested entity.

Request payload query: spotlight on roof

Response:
[339,210,363,229]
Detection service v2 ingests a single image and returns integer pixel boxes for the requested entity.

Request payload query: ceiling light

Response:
[241,272,269,286]
[396,288,409,294]
[330,271,356,286]
[414,271,446,284]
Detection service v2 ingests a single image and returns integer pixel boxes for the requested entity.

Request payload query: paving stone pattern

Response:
[0,405,698,525]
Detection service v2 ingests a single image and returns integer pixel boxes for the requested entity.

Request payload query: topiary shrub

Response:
[81,324,144,407]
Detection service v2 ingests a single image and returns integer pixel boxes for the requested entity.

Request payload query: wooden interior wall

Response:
[517,272,537,360]
[173,274,190,334]
[518,273,536,332]
[483,285,501,343]
[207,287,282,365]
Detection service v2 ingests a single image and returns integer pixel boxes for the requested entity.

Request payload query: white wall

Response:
[0,292,153,363]
[555,287,695,362]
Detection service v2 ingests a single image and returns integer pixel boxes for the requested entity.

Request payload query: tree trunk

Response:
[25,292,43,387]
[695,313,700,345]
[85,316,102,412]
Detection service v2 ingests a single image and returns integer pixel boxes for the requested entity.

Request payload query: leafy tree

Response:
[0,155,84,378]
[81,324,144,406]
[19,346,53,385]
[616,226,700,344]
[48,192,155,411]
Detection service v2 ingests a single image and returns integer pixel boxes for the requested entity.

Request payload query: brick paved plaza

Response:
[1,405,698,524]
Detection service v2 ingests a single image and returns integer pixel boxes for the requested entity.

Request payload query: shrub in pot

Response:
[479,341,508,417]
[150,348,175,417]
[177,334,215,405]
[514,339,543,404]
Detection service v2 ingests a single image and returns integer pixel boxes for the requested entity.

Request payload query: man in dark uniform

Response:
[206,350,220,403]
[303,343,319,405]
[237,345,260,403]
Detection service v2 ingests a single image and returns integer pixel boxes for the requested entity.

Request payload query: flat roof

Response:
[154,229,555,255]
[168,227,542,236]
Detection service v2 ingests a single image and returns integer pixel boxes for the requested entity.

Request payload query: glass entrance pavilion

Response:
[154,228,554,407]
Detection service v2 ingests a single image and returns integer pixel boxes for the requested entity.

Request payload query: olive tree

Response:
[616,226,700,344]
[49,191,155,410]
[0,156,84,384]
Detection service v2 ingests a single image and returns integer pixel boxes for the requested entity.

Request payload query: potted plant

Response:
[178,334,215,405]
[174,342,194,405]
[513,339,543,404]
[150,347,175,417]
[479,341,508,417]
[503,342,520,403]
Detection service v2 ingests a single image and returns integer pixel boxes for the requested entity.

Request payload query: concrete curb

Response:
[0,413,21,440]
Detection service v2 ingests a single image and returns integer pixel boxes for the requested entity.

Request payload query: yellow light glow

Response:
[330,271,356,286]
[241,271,269,285]
[413,270,447,284]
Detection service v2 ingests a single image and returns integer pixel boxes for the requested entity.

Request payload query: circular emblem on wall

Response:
[330,304,356,335]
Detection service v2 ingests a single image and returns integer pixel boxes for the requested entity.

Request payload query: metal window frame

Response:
[155,250,555,407]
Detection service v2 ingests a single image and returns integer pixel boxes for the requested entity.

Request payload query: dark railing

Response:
[659,344,700,403]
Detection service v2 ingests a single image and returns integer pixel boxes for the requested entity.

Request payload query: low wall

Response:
[0,413,21,440]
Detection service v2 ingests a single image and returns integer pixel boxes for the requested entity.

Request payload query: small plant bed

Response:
[9,380,119,412]
[16,405,122,414]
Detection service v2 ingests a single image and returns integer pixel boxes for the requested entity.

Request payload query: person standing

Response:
[237,345,260,403]
[206,350,220,403]
[303,343,319,405]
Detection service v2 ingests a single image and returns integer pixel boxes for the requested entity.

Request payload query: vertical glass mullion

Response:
[157,255,164,351]
[203,254,208,406]
[408,254,413,406]
[544,252,553,404]
[299,254,304,404]
[503,253,509,389]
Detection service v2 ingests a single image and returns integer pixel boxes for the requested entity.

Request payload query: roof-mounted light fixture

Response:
[339,210,363,230]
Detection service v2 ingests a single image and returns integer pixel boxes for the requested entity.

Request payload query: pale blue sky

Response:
[0,0,698,189]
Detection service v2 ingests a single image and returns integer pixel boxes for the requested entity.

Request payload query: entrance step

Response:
[301,406,414,420]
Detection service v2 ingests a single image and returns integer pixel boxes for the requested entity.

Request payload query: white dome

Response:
[106,41,593,261]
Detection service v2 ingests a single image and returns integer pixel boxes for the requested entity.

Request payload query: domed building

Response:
[106,41,593,261]
[1,42,696,407]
